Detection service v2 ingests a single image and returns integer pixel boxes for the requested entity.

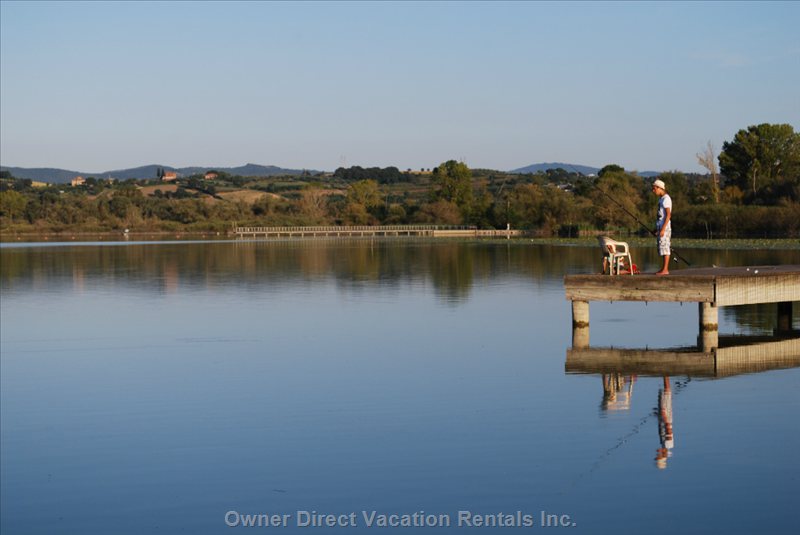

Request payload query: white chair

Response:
[598,236,633,275]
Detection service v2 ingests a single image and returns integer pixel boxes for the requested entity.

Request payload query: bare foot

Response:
[655,271,669,276]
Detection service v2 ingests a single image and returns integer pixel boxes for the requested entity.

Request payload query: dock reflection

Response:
[567,336,800,378]
[601,374,636,412]
[567,336,799,469]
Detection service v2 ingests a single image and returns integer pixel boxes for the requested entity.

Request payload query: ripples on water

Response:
[1,240,799,534]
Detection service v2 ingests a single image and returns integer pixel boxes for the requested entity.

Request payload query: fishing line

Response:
[561,377,692,494]
[565,165,691,266]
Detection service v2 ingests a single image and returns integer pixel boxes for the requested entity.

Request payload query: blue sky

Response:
[1,1,798,173]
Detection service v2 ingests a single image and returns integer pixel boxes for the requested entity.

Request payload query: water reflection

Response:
[0,240,618,305]
[599,373,679,469]
[568,336,800,470]
[2,239,799,534]
[568,336,800,377]
[3,239,799,307]
[601,374,636,412]
[655,377,675,470]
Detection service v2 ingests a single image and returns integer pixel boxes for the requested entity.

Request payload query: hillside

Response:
[4,161,665,183]
[1,163,315,183]
[510,162,599,175]
[510,162,661,178]
[0,167,87,183]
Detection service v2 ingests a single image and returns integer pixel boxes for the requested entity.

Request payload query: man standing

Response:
[652,179,672,275]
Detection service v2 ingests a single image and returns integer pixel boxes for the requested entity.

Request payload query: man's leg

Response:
[657,254,670,275]
[656,232,671,275]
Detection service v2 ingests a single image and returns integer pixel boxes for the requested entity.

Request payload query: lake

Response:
[1,239,799,534]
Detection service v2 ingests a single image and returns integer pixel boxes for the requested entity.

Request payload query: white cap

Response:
[653,179,666,190]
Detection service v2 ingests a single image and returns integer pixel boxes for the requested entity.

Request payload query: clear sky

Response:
[1,1,798,173]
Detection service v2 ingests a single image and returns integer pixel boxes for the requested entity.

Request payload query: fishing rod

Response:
[565,165,691,266]
[592,182,691,267]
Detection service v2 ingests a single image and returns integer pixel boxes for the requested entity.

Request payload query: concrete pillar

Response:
[571,300,590,349]
[777,302,793,333]
[699,302,718,352]
[572,300,589,328]
[572,326,590,349]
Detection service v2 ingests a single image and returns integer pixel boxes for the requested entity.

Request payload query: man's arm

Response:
[660,207,671,237]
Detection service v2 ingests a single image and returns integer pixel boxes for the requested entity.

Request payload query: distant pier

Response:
[232,225,521,239]
[564,265,800,351]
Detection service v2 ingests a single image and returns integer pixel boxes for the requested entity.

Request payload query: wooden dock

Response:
[564,265,800,351]
[232,225,521,239]
[565,336,800,378]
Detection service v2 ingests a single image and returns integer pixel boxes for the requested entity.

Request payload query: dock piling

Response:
[699,302,719,351]
[777,302,793,333]
[571,300,590,349]
[565,266,800,352]
[571,300,589,328]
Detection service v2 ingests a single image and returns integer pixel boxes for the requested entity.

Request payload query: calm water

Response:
[1,240,799,534]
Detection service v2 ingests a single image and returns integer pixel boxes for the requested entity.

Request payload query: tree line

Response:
[1,123,798,237]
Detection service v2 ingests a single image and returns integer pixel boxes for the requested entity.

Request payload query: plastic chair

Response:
[598,236,634,275]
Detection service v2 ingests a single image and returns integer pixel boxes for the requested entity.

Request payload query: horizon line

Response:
[1,161,694,175]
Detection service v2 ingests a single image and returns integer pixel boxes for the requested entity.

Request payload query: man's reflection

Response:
[599,374,677,469]
[601,374,636,411]
[655,376,675,469]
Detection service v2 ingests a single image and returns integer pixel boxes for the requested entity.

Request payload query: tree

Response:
[109,196,131,218]
[414,199,462,225]
[589,168,646,230]
[598,164,625,177]
[696,140,720,203]
[347,179,381,208]
[342,202,372,225]
[0,190,27,220]
[432,160,472,208]
[334,166,408,184]
[658,171,689,208]
[719,123,800,202]
[340,180,381,225]
[114,184,144,200]
[298,188,329,221]
[385,204,407,224]
[508,183,576,233]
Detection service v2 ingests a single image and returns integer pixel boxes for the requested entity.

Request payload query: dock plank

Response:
[564,275,715,302]
[716,273,800,305]
[565,265,800,304]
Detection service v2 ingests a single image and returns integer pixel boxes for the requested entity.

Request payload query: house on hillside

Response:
[204,171,219,180]
[162,172,178,182]
[71,176,86,187]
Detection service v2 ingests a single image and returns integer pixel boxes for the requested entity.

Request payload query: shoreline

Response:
[0,230,229,242]
[1,231,799,250]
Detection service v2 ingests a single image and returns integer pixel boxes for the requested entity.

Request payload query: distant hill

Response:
[510,162,599,175]
[100,165,175,181]
[4,162,664,183]
[1,163,315,183]
[510,162,662,178]
[0,167,87,183]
